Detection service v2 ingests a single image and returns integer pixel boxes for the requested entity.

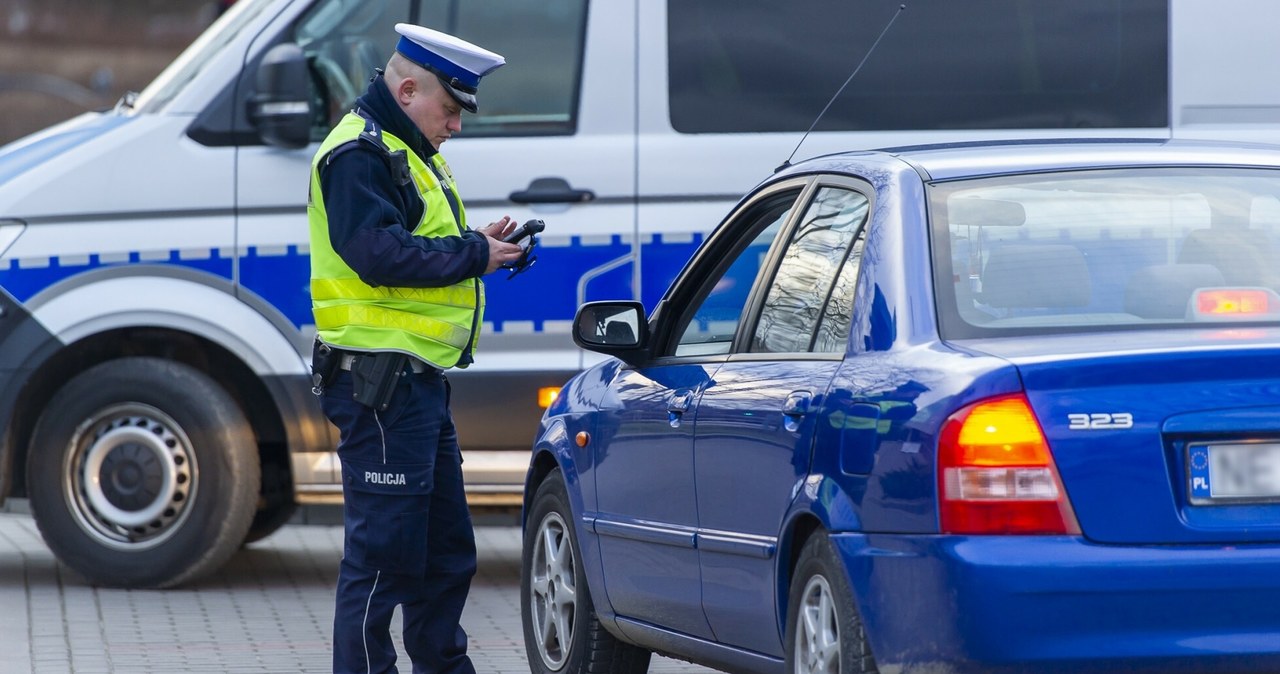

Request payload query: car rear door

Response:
[692,180,871,655]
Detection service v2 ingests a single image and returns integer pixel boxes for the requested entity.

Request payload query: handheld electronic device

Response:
[501,218,546,279]
[503,218,546,244]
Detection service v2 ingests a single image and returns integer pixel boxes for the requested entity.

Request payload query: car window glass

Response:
[813,223,867,353]
[668,0,1167,133]
[297,0,587,140]
[932,168,1280,337]
[752,187,870,353]
[673,194,797,357]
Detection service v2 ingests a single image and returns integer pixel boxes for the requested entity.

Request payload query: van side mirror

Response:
[573,301,649,362]
[248,43,312,149]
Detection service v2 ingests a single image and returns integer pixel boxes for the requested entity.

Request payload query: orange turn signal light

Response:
[538,386,561,409]
[952,397,1052,466]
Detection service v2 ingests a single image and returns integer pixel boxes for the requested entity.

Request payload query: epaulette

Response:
[326,112,413,187]
[323,112,392,167]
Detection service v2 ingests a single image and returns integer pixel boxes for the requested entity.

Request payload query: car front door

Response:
[693,182,871,654]
[592,182,805,638]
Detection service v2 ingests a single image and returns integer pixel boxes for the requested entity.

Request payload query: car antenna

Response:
[776,3,907,173]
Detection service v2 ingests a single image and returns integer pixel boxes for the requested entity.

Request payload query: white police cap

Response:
[394,23,505,113]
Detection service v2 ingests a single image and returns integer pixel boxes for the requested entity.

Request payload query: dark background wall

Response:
[0,0,226,145]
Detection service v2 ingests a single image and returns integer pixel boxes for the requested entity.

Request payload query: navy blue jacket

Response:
[318,73,489,288]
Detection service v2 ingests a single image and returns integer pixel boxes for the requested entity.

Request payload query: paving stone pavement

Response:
[0,502,718,674]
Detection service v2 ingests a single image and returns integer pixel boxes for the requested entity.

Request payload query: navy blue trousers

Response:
[321,369,477,674]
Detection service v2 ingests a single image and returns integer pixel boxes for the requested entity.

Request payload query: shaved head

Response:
[386,52,433,91]
[384,52,463,147]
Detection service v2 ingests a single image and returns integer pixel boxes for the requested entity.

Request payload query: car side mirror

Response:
[573,301,649,361]
[248,43,313,149]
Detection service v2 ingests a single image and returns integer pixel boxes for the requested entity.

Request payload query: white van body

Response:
[0,0,1275,585]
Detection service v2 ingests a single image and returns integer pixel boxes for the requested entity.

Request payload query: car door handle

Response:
[508,176,596,204]
[667,389,695,428]
[782,391,813,433]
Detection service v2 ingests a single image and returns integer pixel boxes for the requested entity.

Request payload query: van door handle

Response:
[509,176,596,204]
[782,391,812,433]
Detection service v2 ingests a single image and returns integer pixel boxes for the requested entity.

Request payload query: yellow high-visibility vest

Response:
[308,113,483,369]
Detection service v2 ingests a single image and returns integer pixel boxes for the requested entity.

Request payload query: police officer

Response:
[307,23,523,674]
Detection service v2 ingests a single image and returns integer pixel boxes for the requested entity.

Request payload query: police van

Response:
[0,0,1275,587]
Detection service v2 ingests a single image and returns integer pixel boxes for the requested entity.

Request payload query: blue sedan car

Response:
[519,140,1280,674]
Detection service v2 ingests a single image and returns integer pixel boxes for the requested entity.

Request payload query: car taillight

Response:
[937,394,1080,535]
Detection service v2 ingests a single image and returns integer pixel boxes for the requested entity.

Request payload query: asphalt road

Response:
[0,502,717,674]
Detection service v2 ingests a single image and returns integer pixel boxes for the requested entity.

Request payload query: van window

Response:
[667,0,1168,134]
[298,0,586,140]
[421,0,587,137]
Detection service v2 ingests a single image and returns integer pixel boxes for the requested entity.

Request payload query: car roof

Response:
[793,138,1280,182]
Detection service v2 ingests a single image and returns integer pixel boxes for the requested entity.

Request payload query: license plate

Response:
[1188,442,1280,504]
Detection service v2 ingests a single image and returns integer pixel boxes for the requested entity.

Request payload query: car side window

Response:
[812,223,867,352]
[752,187,870,353]
[672,192,798,357]
[297,0,587,141]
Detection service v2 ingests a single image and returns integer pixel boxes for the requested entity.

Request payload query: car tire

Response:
[521,469,651,674]
[27,357,260,588]
[785,531,878,674]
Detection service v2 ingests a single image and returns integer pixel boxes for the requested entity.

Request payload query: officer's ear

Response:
[394,77,418,107]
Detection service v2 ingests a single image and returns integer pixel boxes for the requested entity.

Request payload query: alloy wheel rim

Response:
[530,510,576,670]
[65,403,197,550]
[795,574,841,674]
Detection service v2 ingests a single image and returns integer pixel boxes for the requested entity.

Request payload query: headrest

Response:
[980,244,1091,309]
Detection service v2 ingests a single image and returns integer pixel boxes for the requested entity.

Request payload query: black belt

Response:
[338,353,434,374]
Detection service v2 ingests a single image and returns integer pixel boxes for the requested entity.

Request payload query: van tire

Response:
[521,469,651,674]
[242,458,296,544]
[27,357,260,588]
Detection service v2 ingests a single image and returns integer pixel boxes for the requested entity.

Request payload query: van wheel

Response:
[521,470,651,674]
[27,357,259,588]
[242,457,296,544]
[785,531,878,674]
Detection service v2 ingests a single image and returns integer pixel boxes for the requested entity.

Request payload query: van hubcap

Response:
[67,404,196,550]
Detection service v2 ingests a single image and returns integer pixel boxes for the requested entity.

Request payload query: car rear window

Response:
[931,168,1280,337]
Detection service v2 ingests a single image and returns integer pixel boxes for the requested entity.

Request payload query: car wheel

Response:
[521,469,651,674]
[27,357,260,588]
[785,531,877,674]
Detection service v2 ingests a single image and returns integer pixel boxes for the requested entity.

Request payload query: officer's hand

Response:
[476,216,518,241]
[483,237,524,274]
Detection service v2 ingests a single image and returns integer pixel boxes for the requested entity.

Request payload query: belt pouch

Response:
[311,341,342,393]
[350,352,408,411]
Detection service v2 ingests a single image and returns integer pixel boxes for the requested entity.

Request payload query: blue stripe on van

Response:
[0,250,233,302]
[0,234,707,333]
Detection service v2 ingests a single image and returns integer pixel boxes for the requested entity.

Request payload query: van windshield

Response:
[931,168,1280,337]
[132,0,277,113]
